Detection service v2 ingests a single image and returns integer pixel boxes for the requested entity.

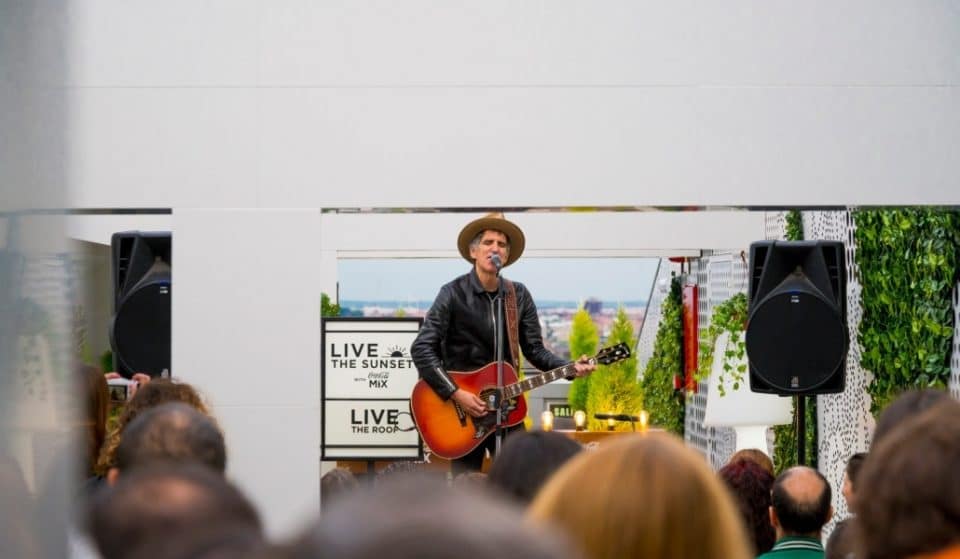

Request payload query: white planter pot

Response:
[703,331,793,452]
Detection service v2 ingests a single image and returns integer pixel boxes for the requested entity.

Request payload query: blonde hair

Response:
[528,433,751,559]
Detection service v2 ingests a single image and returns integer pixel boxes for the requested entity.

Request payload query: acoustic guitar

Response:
[410,343,631,460]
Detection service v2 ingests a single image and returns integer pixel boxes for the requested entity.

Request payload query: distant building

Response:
[583,297,602,316]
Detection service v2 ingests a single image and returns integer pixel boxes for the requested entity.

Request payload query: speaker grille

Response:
[113,279,171,377]
[747,289,846,393]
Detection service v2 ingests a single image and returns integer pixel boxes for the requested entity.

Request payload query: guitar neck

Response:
[502,363,579,400]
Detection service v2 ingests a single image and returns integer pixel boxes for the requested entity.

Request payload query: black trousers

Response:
[451,423,524,476]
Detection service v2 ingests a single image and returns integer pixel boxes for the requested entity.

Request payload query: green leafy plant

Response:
[321,293,341,317]
[640,276,685,435]
[585,307,642,431]
[567,307,599,413]
[695,293,748,397]
[100,350,114,374]
[854,209,960,414]
[785,209,804,242]
[773,399,817,474]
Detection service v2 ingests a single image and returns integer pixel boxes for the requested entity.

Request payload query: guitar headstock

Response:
[596,342,631,365]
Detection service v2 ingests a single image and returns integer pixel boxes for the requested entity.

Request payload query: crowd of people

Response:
[3,215,958,558]
[3,369,959,559]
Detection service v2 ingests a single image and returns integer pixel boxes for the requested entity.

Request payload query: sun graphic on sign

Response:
[385,345,407,358]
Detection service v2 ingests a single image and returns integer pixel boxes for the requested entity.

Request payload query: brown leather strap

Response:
[503,279,520,369]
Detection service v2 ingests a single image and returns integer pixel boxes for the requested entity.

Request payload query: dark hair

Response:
[845,452,867,490]
[857,399,960,559]
[321,468,359,510]
[116,402,226,474]
[486,431,582,504]
[771,466,832,536]
[719,459,776,554]
[375,461,443,486]
[872,389,951,448]
[825,518,857,559]
[89,463,261,559]
[282,477,579,559]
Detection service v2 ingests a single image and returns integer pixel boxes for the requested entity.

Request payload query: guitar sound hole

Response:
[479,388,501,411]
[477,389,518,416]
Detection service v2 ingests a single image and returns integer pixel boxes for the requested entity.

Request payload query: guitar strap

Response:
[503,278,520,370]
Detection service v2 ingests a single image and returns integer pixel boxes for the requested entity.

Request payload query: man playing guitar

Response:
[410,213,596,474]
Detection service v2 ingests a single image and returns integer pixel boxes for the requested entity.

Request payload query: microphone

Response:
[593,413,641,422]
[490,253,503,272]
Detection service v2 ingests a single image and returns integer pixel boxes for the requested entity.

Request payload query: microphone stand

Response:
[493,261,507,458]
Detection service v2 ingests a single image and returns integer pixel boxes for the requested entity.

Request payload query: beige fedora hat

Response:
[457,212,525,267]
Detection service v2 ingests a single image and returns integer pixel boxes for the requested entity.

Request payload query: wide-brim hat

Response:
[457,212,525,267]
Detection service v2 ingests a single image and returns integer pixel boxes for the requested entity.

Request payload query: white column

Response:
[172,208,321,537]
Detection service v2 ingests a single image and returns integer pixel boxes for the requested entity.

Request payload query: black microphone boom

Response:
[594,413,641,422]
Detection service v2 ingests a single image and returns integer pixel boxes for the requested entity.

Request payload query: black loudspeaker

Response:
[110,231,171,379]
[746,240,848,395]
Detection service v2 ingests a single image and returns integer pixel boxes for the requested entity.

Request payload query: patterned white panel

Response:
[684,250,749,470]
[16,253,78,423]
[804,211,873,537]
[636,259,682,377]
[951,284,960,399]
[765,211,789,240]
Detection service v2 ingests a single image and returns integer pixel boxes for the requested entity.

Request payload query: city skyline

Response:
[338,257,660,304]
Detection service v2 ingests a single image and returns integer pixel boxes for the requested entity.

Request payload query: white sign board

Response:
[321,318,423,460]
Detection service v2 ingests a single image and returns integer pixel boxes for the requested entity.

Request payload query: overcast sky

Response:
[338,257,660,303]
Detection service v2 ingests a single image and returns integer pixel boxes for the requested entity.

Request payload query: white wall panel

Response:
[256,1,958,87]
[172,209,321,536]
[255,87,700,208]
[320,211,765,253]
[69,89,259,208]
[695,1,960,85]
[216,405,320,538]
[256,1,699,86]
[68,2,960,209]
[68,86,960,208]
[256,87,959,208]
[68,0,260,86]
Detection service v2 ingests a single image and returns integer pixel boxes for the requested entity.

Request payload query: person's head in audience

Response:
[375,460,442,486]
[719,458,776,555]
[857,398,960,559]
[320,467,359,511]
[729,448,775,476]
[453,471,488,491]
[275,476,580,559]
[528,433,751,559]
[109,402,226,484]
[95,379,210,475]
[487,430,582,504]
[871,388,951,448]
[89,462,262,559]
[841,451,867,512]
[825,452,869,559]
[769,466,833,540]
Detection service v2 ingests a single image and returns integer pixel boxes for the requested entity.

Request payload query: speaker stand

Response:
[796,395,806,466]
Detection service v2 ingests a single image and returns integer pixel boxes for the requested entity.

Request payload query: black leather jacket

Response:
[411,269,569,400]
